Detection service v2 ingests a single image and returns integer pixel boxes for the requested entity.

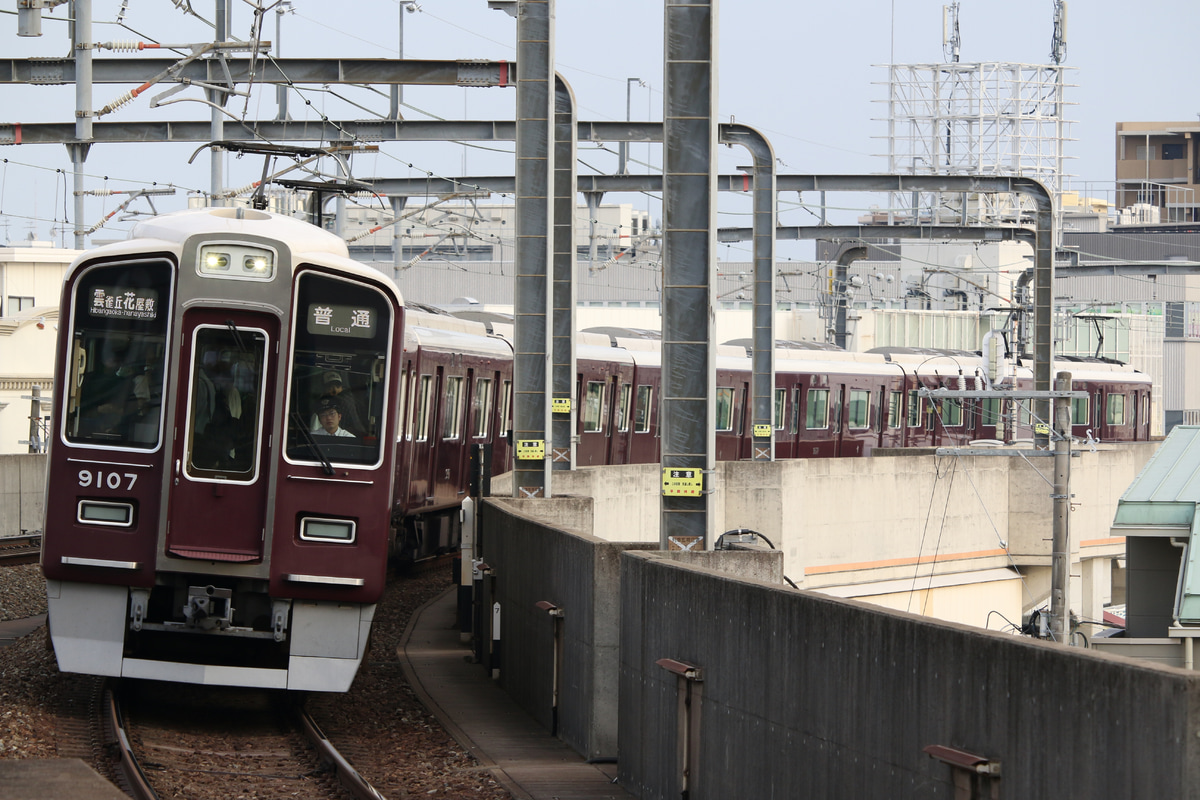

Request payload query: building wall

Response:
[0,244,75,454]
[494,443,1158,631]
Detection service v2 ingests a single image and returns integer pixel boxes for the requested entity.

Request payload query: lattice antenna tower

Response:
[877,4,1075,232]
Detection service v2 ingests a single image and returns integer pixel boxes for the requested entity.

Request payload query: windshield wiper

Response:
[292,411,335,476]
[225,319,248,353]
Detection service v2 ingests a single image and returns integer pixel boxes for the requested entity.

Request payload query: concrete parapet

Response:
[619,551,1200,799]
[0,454,46,537]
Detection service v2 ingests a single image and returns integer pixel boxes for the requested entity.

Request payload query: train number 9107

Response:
[78,470,138,491]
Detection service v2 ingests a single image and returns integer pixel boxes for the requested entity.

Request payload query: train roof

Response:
[723,338,847,352]
[404,322,513,359]
[70,207,405,302]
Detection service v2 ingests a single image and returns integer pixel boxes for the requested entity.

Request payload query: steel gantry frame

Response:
[2,46,1058,541]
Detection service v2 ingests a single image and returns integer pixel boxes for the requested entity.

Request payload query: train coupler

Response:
[183,585,234,631]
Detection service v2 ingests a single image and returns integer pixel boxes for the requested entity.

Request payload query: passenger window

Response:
[942,397,963,427]
[887,391,903,429]
[583,381,606,432]
[617,383,632,432]
[1107,393,1126,425]
[715,387,735,431]
[471,378,493,438]
[790,387,801,434]
[806,388,829,430]
[848,389,870,429]
[981,397,1001,426]
[1071,396,1088,426]
[499,380,512,437]
[442,376,464,439]
[774,388,786,429]
[907,390,923,427]
[634,385,653,433]
[415,376,433,441]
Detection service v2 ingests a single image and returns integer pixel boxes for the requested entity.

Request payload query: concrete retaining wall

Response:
[618,551,1200,799]
[0,454,46,537]
[481,497,780,760]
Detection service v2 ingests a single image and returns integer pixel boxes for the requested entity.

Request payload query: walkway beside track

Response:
[400,590,634,800]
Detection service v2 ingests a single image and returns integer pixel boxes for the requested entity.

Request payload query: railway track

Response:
[107,681,387,800]
[0,533,41,566]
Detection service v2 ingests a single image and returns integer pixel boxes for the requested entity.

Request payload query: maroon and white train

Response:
[41,208,1153,692]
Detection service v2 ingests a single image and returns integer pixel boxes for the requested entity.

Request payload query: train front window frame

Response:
[63,259,173,452]
[283,271,394,469]
[183,324,269,482]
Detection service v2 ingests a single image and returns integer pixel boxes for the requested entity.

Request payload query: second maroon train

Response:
[40,208,1152,692]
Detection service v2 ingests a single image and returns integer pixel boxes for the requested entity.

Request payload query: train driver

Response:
[313,396,355,438]
[311,369,365,435]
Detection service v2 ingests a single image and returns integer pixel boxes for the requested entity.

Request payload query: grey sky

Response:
[1,0,1195,255]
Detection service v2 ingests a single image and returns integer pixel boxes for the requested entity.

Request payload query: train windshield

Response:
[64,260,172,450]
[285,271,392,468]
[184,325,268,480]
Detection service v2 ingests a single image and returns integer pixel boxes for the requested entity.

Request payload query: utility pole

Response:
[1050,371,1073,643]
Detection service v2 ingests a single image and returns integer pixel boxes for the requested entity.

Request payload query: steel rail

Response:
[297,705,388,800]
[104,683,159,800]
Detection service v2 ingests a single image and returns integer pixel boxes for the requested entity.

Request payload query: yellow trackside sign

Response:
[552,397,572,414]
[662,468,703,497]
[516,439,545,460]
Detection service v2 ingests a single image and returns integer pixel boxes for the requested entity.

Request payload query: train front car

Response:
[42,208,402,692]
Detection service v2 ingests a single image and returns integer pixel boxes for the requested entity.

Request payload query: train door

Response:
[165,309,277,561]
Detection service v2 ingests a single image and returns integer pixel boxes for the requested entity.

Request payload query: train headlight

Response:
[198,243,276,281]
[204,252,230,270]
[299,516,356,544]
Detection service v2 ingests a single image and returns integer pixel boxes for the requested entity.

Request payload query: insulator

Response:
[974,372,984,392]
[222,182,259,198]
[99,40,143,52]
[96,91,135,118]
[956,371,966,392]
